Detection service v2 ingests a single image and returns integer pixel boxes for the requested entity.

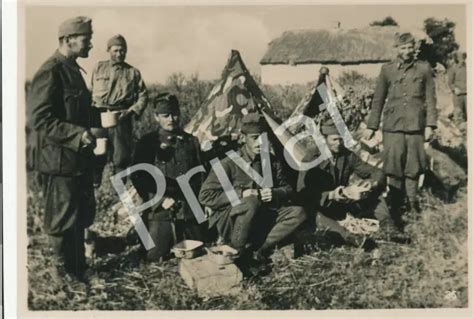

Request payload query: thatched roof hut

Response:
[259,26,430,84]
[261,26,427,65]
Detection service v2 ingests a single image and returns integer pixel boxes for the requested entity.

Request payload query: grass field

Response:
[26,74,468,310]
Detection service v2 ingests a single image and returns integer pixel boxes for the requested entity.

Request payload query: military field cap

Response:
[107,34,127,50]
[58,16,92,38]
[320,118,340,136]
[241,112,266,134]
[319,66,329,75]
[155,93,180,114]
[456,51,467,60]
[394,32,415,47]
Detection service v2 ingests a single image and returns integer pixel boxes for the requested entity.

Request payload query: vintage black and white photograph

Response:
[20,2,468,313]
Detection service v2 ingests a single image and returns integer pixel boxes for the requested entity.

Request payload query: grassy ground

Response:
[27,166,468,310]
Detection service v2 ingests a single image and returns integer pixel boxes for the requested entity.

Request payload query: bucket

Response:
[94,138,108,156]
[101,111,122,128]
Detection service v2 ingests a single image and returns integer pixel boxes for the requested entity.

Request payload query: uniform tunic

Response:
[28,50,100,273]
[447,62,467,121]
[199,148,306,252]
[131,128,205,260]
[367,59,437,179]
[28,50,99,234]
[298,148,393,240]
[91,60,148,173]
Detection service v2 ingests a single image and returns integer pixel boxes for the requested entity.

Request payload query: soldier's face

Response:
[109,45,127,63]
[243,133,262,156]
[155,112,180,131]
[397,43,415,62]
[326,134,343,154]
[68,34,93,58]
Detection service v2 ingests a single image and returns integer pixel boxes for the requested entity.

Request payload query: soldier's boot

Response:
[344,233,378,251]
[49,256,89,295]
[405,177,421,218]
[386,183,405,228]
[375,220,411,244]
[233,245,270,278]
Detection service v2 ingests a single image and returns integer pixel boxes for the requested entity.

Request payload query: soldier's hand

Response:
[162,197,176,209]
[329,186,350,203]
[242,189,259,198]
[424,127,434,142]
[81,130,96,149]
[119,109,134,122]
[364,128,376,140]
[259,188,273,202]
[454,87,461,95]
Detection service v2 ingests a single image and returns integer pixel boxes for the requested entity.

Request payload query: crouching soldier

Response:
[298,119,406,248]
[198,113,307,271]
[131,93,206,262]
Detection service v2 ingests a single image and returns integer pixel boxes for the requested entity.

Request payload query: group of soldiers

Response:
[28,16,462,286]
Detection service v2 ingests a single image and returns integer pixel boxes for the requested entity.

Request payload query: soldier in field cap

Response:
[131,93,206,263]
[199,112,307,275]
[447,51,467,123]
[28,16,100,285]
[364,31,437,218]
[91,33,148,187]
[298,118,406,249]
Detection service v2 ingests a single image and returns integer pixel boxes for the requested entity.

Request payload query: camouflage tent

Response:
[185,50,274,152]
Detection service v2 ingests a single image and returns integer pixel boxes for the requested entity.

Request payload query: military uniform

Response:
[198,114,306,255]
[447,59,467,122]
[131,95,205,261]
[299,148,395,237]
[91,35,148,184]
[28,17,99,277]
[367,37,437,208]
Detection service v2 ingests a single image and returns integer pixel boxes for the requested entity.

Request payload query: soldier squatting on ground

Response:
[198,113,307,274]
[29,16,457,286]
[131,93,206,262]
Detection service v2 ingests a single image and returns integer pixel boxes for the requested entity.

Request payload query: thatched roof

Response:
[260,26,429,65]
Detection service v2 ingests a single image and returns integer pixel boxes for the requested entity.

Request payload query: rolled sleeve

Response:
[130,70,148,117]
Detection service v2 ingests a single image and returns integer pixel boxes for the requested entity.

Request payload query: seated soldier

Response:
[131,93,206,262]
[198,113,307,271]
[298,119,405,248]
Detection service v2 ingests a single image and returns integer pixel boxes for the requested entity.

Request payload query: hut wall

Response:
[260,63,383,85]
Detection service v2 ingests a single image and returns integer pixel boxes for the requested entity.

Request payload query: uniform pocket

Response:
[63,88,81,122]
[410,76,424,97]
[94,75,110,92]
[37,143,62,175]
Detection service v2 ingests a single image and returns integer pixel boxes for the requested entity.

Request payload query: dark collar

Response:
[320,148,349,169]
[54,50,86,74]
[397,58,416,71]
[158,128,185,140]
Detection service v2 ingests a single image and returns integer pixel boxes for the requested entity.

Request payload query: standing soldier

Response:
[28,17,99,283]
[91,34,148,187]
[131,93,206,262]
[364,32,437,215]
[447,51,467,123]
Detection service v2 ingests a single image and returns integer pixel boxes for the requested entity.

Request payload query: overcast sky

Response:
[25,4,466,84]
